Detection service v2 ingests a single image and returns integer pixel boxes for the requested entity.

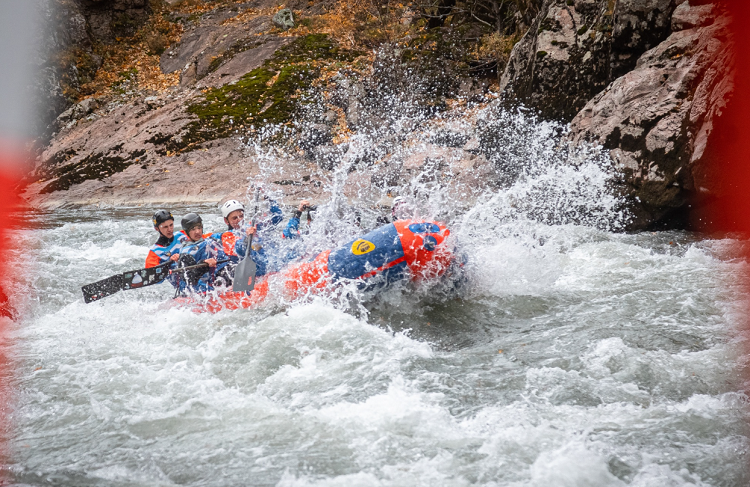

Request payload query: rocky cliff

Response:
[28,0,733,231]
[499,0,732,229]
[570,2,732,229]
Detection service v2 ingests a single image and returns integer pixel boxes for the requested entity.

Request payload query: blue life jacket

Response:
[177,237,230,293]
[146,231,188,288]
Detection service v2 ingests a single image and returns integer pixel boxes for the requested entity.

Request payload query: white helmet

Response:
[221,199,245,218]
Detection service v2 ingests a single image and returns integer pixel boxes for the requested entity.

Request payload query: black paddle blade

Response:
[232,256,256,292]
[82,275,124,304]
[82,261,172,304]
[122,262,171,290]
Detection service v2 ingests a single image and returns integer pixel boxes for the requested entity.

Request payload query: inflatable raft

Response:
[175,220,454,313]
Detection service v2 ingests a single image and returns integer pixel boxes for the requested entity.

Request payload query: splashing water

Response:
[4,96,750,487]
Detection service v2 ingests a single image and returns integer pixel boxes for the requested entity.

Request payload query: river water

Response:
[4,103,750,486]
[4,202,749,486]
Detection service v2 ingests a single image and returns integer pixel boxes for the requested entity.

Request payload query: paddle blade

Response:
[82,261,171,304]
[82,275,124,303]
[232,257,257,292]
[122,262,170,290]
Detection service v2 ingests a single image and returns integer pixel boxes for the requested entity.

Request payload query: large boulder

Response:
[499,0,677,121]
[159,9,274,87]
[569,2,732,229]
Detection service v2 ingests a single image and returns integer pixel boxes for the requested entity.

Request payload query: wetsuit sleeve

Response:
[269,201,284,226]
[283,212,301,239]
[213,240,228,261]
[145,250,161,268]
[231,234,267,276]
[167,271,183,289]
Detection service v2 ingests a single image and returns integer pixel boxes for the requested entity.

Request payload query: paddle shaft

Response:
[171,259,230,273]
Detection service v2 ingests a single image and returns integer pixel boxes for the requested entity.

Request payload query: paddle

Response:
[82,260,172,303]
[232,190,261,292]
[171,259,229,274]
[82,259,230,303]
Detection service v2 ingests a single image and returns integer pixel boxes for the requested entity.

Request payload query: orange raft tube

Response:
[175,220,454,313]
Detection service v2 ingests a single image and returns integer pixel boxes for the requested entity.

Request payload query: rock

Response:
[144,96,163,109]
[429,130,469,148]
[330,78,365,129]
[68,12,89,45]
[309,144,348,171]
[196,37,292,89]
[463,137,481,154]
[569,3,733,229]
[55,97,101,128]
[272,8,295,30]
[364,143,496,203]
[299,124,333,152]
[499,0,678,121]
[671,1,716,30]
[36,92,199,194]
[160,11,274,87]
[24,138,268,208]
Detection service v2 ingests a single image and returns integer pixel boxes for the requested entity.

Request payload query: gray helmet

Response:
[181,213,203,232]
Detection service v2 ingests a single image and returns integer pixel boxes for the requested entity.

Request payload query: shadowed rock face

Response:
[37,0,155,141]
[569,2,732,229]
[500,0,677,122]
[80,0,151,41]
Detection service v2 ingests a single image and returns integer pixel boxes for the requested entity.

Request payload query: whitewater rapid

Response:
[4,203,749,486]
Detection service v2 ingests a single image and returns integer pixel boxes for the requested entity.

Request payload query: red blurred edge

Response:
[705,0,750,480]
[704,0,750,234]
[0,138,28,485]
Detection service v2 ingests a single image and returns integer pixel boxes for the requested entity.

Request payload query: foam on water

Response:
[6,103,750,486]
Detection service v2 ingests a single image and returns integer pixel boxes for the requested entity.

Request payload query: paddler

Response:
[145,210,189,286]
[282,199,314,239]
[215,199,247,265]
[145,210,186,268]
[145,210,188,289]
[376,196,410,225]
[233,198,312,276]
[176,213,232,293]
[214,197,284,264]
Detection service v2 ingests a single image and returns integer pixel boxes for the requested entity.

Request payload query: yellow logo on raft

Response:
[351,239,375,255]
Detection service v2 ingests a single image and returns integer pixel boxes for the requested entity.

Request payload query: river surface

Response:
[4,202,750,486]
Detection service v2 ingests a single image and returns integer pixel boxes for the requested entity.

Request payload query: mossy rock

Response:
[206,38,265,77]
[184,34,360,147]
[272,8,295,30]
